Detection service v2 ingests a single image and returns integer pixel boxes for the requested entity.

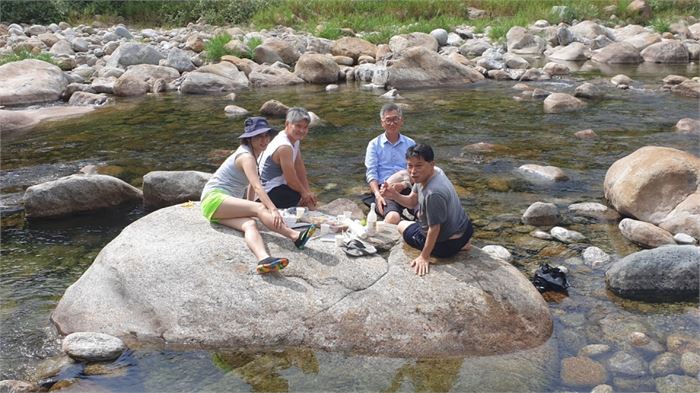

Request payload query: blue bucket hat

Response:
[239,117,276,139]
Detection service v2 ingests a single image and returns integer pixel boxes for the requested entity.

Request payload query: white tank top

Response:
[259,132,299,192]
[200,145,252,199]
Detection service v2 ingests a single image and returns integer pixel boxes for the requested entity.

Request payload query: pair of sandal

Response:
[256,225,317,274]
[340,239,377,257]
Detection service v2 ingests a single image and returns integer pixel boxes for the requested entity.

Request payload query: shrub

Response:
[204,33,234,62]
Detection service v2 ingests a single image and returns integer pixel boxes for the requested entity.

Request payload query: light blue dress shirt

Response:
[364,133,416,184]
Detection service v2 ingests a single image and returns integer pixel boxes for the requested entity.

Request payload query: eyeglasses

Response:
[382,116,402,124]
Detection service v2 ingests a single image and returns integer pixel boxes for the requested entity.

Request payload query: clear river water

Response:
[1,61,699,392]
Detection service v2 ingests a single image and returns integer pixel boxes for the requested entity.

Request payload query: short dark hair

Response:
[406,143,434,162]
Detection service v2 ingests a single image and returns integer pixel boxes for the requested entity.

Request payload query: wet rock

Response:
[62,332,126,362]
[260,99,289,117]
[248,64,305,87]
[389,32,438,53]
[386,46,484,89]
[0,59,68,106]
[294,53,340,83]
[574,129,597,139]
[522,202,560,227]
[582,246,611,267]
[325,84,339,92]
[575,82,605,99]
[23,174,142,218]
[605,245,700,302]
[560,356,608,388]
[604,146,700,233]
[518,164,568,182]
[680,351,700,376]
[591,42,643,64]
[591,384,613,393]
[672,79,700,98]
[641,41,690,63]
[568,202,620,221]
[608,350,648,377]
[667,333,700,354]
[142,170,211,210]
[650,352,682,376]
[579,344,611,359]
[224,105,248,118]
[655,374,700,393]
[35,355,75,380]
[613,376,655,391]
[618,218,676,248]
[68,91,111,106]
[611,74,633,86]
[0,380,38,392]
[675,118,700,134]
[551,226,586,244]
[530,230,553,241]
[543,92,586,113]
[481,245,512,262]
[51,205,553,358]
[330,37,377,62]
[0,106,94,132]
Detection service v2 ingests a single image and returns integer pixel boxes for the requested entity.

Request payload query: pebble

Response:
[582,246,610,267]
[673,232,697,245]
[650,352,682,377]
[607,351,648,377]
[481,245,513,262]
[550,226,586,244]
[680,351,700,376]
[530,229,553,240]
[325,84,339,92]
[0,380,38,393]
[560,356,608,388]
[591,384,613,393]
[655,374,700,393]
[628,331,650,346]
[578,344,611,359]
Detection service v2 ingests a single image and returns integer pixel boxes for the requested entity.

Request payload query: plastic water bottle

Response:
[366,203,377,236]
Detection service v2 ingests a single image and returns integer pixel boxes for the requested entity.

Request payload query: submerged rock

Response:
[62,332,126,362]
[51,205,552,358]
[23,174,142,218]
[605,245,700,302]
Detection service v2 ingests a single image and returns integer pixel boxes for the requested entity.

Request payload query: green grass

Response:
[2,0,699,44]
[0,49,55,66]
[649,17,671,33]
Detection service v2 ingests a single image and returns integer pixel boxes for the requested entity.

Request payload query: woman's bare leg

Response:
[218,217,269,261]
[213,197,300,241]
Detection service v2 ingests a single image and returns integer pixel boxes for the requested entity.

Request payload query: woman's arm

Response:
[238,154,280,213]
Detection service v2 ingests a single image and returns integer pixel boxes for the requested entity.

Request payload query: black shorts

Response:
[402,220,474,258]
[267,184,301,208]
[362,188,415,219]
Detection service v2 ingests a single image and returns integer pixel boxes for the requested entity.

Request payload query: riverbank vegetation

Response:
[2,0,699,43]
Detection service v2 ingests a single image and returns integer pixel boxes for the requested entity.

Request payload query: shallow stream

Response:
[1,62,699,391]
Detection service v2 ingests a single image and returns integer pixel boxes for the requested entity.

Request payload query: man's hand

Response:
[374,193,386,215]
[411,254,430,276]
[301,191,317,210]
[380,181,399,200]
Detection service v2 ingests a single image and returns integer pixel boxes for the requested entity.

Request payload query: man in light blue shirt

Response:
[364,103,416,224]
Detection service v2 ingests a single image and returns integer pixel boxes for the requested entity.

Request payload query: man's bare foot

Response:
[461,242,472,252]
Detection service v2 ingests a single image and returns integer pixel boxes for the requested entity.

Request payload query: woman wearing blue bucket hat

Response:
[200,116,316,274]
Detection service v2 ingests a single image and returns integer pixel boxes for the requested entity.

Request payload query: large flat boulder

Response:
[604,146,700,227]
[52,204,552,358]
[386,46,484,89]
[294,53,340,83]
[0,106,94,133]
[23,174,143,218]
[0,59,68,106]
[605,246,700,302]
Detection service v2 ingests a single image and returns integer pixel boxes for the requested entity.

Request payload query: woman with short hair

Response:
[200,117,316,274]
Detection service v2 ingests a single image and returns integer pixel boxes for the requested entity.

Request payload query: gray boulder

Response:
[549,42,588,61]
[641,41,690,63]
[180,72,237,94]
[506,26,546,55]
[591,42,643,64]
[68,91,112,106]
[386,46,484,89]
[570,21,609,41]
[517,164,569,182]
[49,39,75,56]
[51,205,552,358]
[23,174,143,218]
[330,37,377,62]
[671,79,700,98]
[254,38,301,65]
[62,332,126,362]
[459,39,491,57]
[196,61,249,89]
[624,32,661,51]
[106,42,165,68]
[675,118,700,133]
[0,59,68,106]
[162,48,195,72]
[575,82,605,99]
[248,64,305,87]
[143,170,211,210]
[605,245,700,302]
[294,53,340,83]
[114,25,132,39]
[430,28,448,46]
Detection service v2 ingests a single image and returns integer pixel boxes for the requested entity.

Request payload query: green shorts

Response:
[201,189,230,223]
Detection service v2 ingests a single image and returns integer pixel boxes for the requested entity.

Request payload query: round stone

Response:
[62,332,126,362]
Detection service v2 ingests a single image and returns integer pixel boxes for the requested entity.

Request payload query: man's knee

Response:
[397,220,413,234]
[384,211,401,225]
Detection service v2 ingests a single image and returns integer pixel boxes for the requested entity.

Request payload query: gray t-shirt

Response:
[200,145,251,200]
[413,168,469,242]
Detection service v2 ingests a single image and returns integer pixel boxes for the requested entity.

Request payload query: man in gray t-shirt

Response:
[381,144,473,276]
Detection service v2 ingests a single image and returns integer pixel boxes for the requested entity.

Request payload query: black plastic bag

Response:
[533,264,569,293]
